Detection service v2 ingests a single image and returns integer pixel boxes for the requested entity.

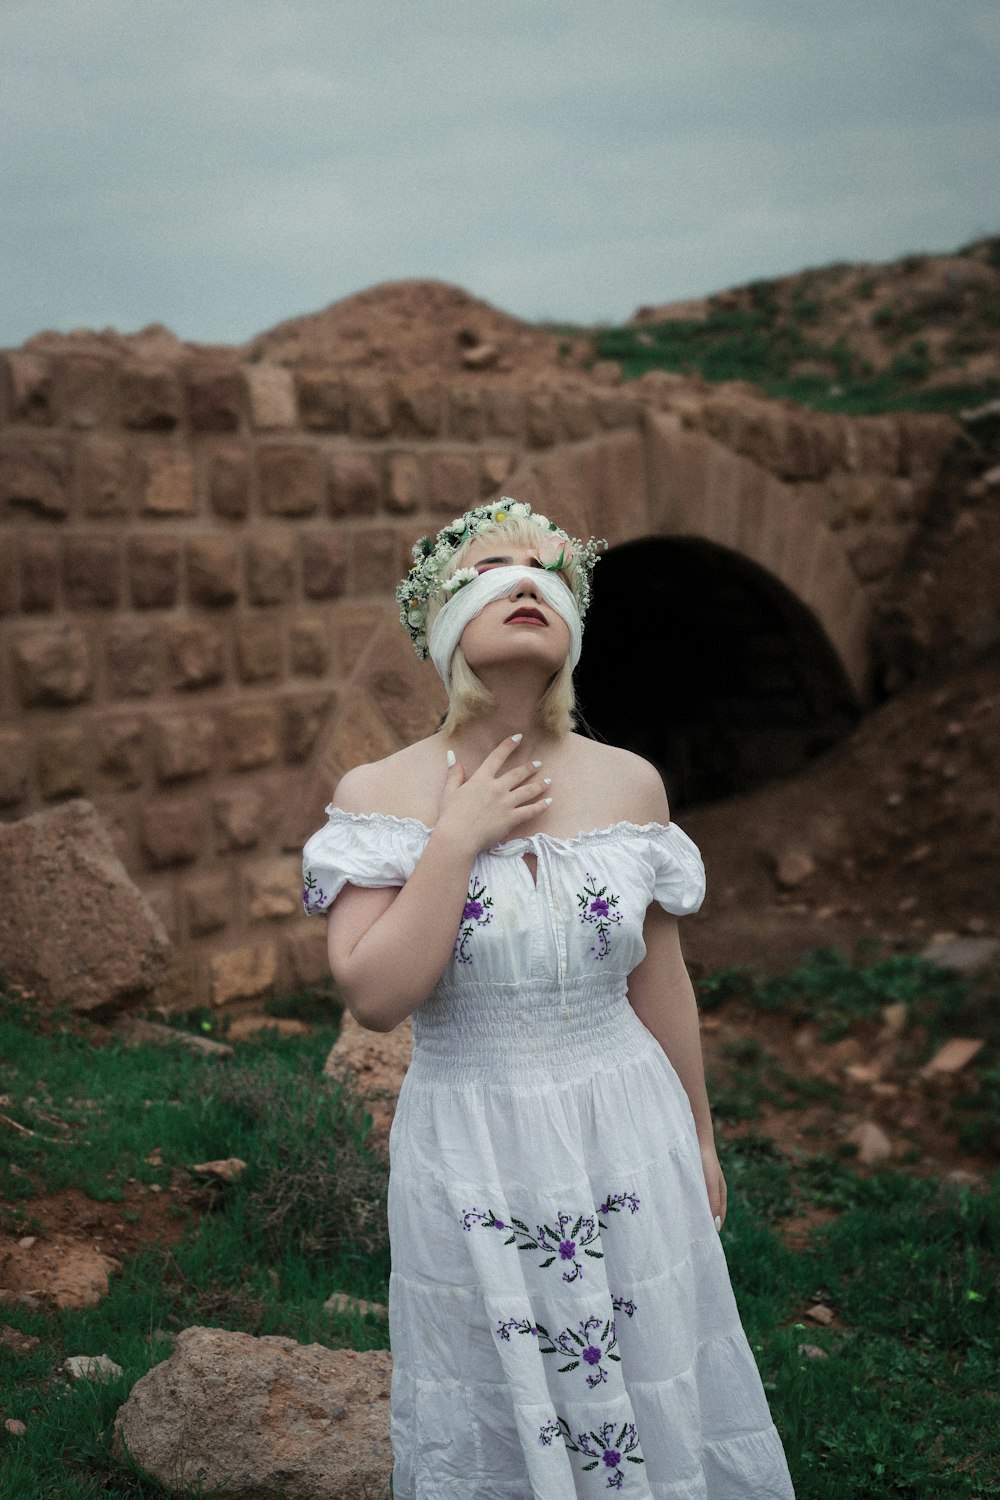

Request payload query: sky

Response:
[3,0,999,347]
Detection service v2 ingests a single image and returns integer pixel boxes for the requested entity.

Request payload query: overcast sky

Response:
[3,0,999,347]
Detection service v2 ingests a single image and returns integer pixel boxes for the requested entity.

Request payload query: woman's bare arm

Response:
[614,752,727,1228]
[627,906,727,1228]
[325,736,550,1032]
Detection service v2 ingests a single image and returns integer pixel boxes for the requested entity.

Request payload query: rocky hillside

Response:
[616,237,1000,406]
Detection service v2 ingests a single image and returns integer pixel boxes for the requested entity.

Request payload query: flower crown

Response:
[396,499,605,659]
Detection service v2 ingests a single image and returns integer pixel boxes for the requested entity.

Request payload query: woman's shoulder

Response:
[332,736,444,822]
[567,736,671,825]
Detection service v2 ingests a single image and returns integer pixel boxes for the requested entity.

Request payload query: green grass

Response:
[720,1139,1000,1497]
[591,306,1000,415]
[2,956,999,1497]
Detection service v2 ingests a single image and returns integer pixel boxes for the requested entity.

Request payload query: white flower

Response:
[509,501,531,519]
[442,567,478,595]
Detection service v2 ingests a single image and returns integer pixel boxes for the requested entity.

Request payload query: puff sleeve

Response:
[301,808,428,915]
[646,822,706,916]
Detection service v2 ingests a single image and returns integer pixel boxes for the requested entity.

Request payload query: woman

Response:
[303,500,795,1499]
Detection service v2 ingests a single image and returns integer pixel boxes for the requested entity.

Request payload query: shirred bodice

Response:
[302,808,706,1082]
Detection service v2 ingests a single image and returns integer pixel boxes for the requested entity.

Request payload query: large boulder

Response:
[0,799,169,1013]
[113,1326,392,1499]
[323,1010,412,1148]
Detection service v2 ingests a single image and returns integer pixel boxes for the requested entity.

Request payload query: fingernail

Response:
[511,733,523,743]
[531,759,543,768]
[714,1215,722,1233]
[446,749,456,767]
[544,796,552,806]
[543,777,552,786]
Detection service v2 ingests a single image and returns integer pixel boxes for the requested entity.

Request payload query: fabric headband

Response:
[428,565,583,691]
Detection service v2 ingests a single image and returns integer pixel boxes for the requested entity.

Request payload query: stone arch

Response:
[315,412,872,816]
[499,415,871,700]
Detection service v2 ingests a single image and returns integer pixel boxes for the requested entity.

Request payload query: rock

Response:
[324,1292,388,1321]
[0,1292,41,1311]
[871,1081,901,1099]
[0,801,169,1014]
[4,1418,27,1436]
[773,849,817,889]
[844,1063,881,1085]
[112,1326,393,1499]
[0,1236,121,1310]
[921,935,1000,975]
[460,341,499,370]
[946,1169,986,1190]
[189,1158,246,1183]
[920,1038,985,1077]
[63,1353,123,1382]
[324,1011,412,1147]
[0,1325,40,1355]
[226,1014,310,1042]
[960,398,1000,423]
[803,1303,835,1326]
[846,1120,893,1165]
[881,1002,908,1036]
[114,1016,234,1059]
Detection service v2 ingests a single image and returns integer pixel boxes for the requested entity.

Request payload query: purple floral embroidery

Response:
[302,870,327,915]
[599,1190,641,1218]
[460,1208,603,1282]
[460,1192,640,1282]
[497,1313,620,1389]
[612,1294,638,1319]
[454,875,493,963]
[539,1416,644,1489]
[576,873,623,960]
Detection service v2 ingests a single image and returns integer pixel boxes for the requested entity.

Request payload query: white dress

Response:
[302,808,795,1500]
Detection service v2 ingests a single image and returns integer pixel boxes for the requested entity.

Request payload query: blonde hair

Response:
[429,514,580,735]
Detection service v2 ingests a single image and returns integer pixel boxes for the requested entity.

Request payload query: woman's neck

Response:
[444,673,563,772]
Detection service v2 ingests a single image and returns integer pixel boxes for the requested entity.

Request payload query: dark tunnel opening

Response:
[574,536,863,812]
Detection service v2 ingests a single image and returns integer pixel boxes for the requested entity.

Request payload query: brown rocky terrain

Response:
[241,278,577,378]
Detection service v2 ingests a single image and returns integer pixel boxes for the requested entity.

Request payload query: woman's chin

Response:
[468,645,567,678]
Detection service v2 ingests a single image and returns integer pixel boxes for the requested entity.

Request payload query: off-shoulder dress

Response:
[302,808,794,1500]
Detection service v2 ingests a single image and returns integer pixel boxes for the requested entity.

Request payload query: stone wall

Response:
[0,347,959,1008]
